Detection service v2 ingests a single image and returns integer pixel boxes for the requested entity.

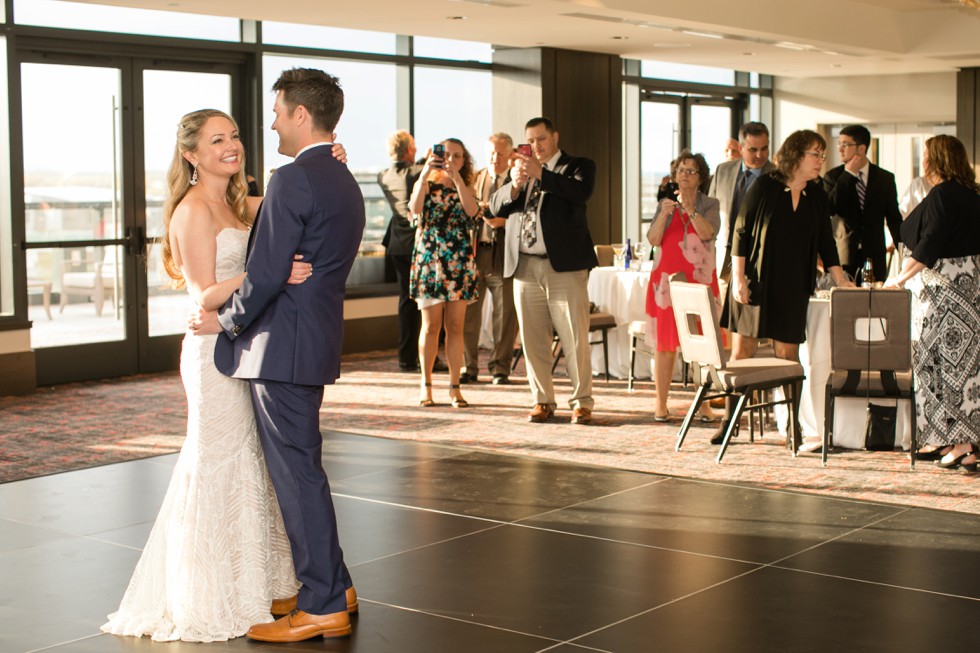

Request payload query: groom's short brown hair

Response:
[272,68,344,134]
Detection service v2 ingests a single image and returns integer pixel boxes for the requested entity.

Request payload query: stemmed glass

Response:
[611,243,625,268]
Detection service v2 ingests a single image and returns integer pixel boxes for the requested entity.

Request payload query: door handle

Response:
[125,226,146,257]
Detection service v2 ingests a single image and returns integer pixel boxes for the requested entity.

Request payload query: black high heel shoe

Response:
[935,451,971,469]
[449,384,469,408]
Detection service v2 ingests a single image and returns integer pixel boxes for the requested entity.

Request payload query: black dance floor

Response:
[1,431,978,652]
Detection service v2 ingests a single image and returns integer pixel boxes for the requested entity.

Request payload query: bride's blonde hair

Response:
[160,109,249,289]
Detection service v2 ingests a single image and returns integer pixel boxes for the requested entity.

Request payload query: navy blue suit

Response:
[215,144,365,615]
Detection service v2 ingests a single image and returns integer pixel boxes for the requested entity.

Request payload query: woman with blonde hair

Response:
[103,109,345,641]
[885,134,980,471]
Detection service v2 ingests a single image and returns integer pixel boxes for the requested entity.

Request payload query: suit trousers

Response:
[250,379,352,615]
[390,253,420,367]
[463,245,519,377]
[514,255,594,410]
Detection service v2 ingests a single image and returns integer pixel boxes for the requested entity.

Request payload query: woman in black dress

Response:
[884,134,980,472]
[714,130,853,444]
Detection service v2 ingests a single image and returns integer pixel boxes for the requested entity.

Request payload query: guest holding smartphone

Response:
[408,139,481,408]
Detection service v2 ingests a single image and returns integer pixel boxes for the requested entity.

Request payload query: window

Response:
[413,37,492,63]
[262,55,397,285]
[640,60,734,86]
[413,66,492,171]
[0,36,10,315]
[13,0,240,41]
[262,22,396,55]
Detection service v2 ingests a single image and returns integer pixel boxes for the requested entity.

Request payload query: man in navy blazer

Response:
[490,117,598,425]
[193,68,364,642]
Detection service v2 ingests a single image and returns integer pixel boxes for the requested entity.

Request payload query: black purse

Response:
[864,404,897,451]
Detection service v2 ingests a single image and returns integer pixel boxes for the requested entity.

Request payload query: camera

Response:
[662,181,679,198]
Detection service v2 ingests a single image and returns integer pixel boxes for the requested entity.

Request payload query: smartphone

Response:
[517,144,531,157]
[431,143,445,168]
[662,181,679,198]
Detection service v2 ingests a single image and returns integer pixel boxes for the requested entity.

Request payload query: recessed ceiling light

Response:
[831,63,843,68]
[742,52,756,56]
[446,15,467,20]
[611,36,628,40]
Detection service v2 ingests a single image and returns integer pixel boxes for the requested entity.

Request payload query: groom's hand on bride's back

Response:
[331,137,347,165]
[188,307,222,336]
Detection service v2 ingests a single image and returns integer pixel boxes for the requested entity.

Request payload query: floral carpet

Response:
[2,350,976,514]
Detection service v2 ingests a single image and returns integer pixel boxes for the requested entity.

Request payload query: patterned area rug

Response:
[2,350,976,514]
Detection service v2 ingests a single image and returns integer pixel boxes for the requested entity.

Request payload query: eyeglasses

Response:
[838,141,857,149]
[804,151,827,161]
[676,168,699,176]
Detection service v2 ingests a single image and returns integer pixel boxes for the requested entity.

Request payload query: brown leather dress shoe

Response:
[572,407,592,425]
[247,609,351,642]
[271,587,359,617]
[528,403,554,422]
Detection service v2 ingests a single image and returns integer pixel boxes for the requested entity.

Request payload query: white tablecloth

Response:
[776,298,912,450]
[586,266,654,379]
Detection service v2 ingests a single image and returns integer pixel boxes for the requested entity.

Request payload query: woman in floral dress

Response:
[408,138,480,408]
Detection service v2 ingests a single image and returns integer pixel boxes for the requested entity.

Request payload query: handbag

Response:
[864,403,897,451]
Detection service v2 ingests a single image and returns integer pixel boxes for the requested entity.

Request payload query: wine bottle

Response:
[861,257,875,288]
[624,238,633,270]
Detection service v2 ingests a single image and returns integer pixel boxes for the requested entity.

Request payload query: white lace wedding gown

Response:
[102,228,299,642]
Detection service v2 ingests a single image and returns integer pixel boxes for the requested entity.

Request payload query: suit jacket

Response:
[708,158,776,272]
[473,167,510,272]
[823,163,902,269]
[215,145,366,386]
[378,161,423,256]
[489,151,598,278]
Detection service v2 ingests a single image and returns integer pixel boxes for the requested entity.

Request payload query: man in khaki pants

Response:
[461,133,519,385]
[489,117,598,424]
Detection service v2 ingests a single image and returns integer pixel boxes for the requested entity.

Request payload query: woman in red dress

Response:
[645,151,722,422]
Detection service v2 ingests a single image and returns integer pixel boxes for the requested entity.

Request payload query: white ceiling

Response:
[78,0,980,77]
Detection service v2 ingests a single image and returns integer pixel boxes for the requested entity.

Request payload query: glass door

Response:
[22,60,136,383]
[20,55,236,384]
[640,100,681,226]
[139,68,233,371]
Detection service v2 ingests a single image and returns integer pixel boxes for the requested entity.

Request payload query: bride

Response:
[102,109,343,642]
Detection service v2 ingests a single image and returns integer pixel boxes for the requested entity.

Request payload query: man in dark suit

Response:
[192,68,364,642]
[461,132,519,385]
[379,131,424,371]
[823,124,902,283]
[490,117,598,425]
[708,121,775,280]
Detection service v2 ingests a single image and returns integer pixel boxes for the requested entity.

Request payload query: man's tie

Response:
[731,169,750,223]
[856,171,866,211]
[521,165,546,249]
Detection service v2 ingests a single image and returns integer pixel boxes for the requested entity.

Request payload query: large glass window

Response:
[641,60,734,86]
[413,37,492,63]
[262,22,396,55]
[13,0,240,41]
[640,102,680,225]
[690,104,732,173]
[262,54,397,285]
[413,66,492,171]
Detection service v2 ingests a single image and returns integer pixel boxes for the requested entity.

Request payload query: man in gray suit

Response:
[193,68,364,642]
[708,122,775,279]
[461,133,519,385]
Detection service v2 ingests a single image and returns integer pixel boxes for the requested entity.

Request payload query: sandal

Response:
[653,413,670,422]
[419,382,435,407]
[449,384,469,408]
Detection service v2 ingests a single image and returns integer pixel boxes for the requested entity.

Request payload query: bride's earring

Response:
[190,163,199,186]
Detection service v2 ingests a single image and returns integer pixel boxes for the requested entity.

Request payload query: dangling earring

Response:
[190,163,199,186]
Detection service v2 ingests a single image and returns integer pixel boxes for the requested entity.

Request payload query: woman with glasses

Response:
[884,134,980,472]
[645,151,721,422]
[715,130,853,446]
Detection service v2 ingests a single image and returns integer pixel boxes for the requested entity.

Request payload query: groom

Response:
[194,68,365,642]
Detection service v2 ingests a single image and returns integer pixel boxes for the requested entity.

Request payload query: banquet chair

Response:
[823,288,915,469]
[594,244,614,267]
[550,309,617,381]
[627,320,691,392]
[59,249,118,317]
[669,277,806,463]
